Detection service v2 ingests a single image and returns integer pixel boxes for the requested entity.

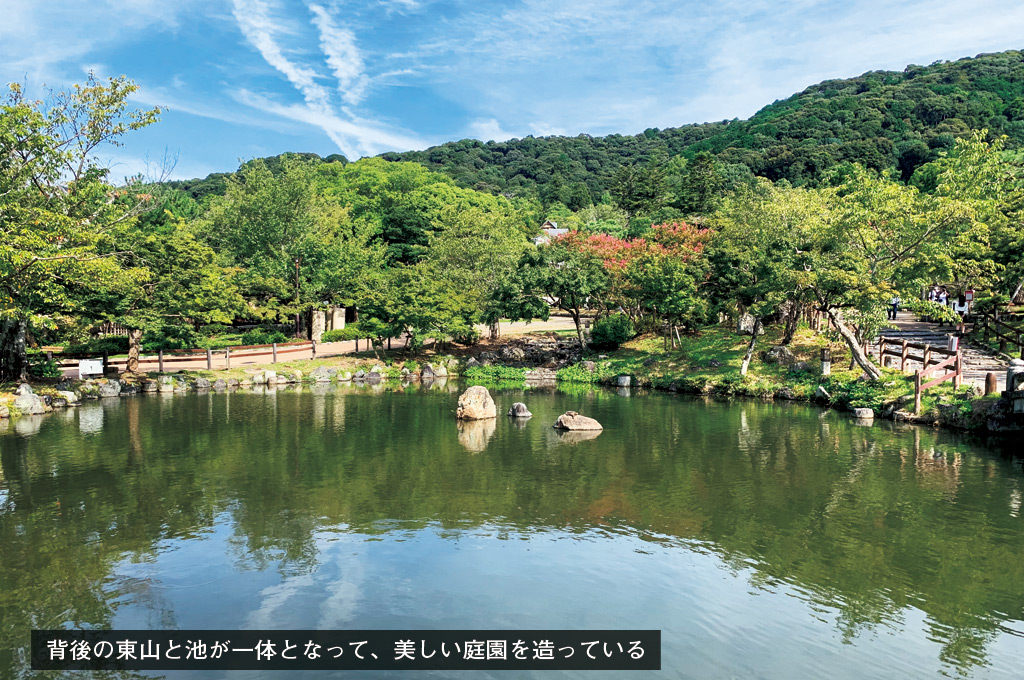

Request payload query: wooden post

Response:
[914,371,922,414]
[923,345,931,370]
[985,372,998,396]
[355,338,359,352]
[953,350,963,389]
[46,351,53,362]
[878,337,884,364]
[225,347,230,369]
[158,350,164,373]
[821,348,831,376]
[312,340,317,359]
[207,348,213,370]
[901,339,909,373]
[272,343,278,363]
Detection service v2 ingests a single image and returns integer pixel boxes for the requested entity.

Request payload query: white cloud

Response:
[309,3,369,105]
[403,0,1024,138]
[235,89,426,157]
[229,0,427,158]
[467,118,518,143]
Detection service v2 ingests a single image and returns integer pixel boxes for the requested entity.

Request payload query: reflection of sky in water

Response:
[108,517,1023,680]
[77,405,104,434]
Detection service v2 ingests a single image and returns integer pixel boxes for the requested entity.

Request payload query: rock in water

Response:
[457,385,496,420]
[852,407,874,420]
[553,411,603,430]
[507,402,532,418]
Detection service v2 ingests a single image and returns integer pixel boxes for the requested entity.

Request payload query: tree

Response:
[493,238,609,348]
[0,75,159,380]
[201,157,382,335]
[610,163,668,221]
[675,151,725,215]
[108,220,246,370]
[427,206,530,339]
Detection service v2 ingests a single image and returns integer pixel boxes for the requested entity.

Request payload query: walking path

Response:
[868,311,1009,391]
[58,316,581,377]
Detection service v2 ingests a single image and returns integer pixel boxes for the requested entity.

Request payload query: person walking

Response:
[888,293,901,321]
[936,288,949,326]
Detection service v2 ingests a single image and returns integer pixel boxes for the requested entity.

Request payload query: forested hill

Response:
[169,49,1024,202]
[380,49,1024,198]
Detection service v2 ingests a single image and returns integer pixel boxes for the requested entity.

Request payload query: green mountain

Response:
[170,49,1024,201]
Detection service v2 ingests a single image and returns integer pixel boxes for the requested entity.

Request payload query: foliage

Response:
[321,325,363,342]
[589,314,635,350]
[463,365,527,381]
[240,327,288,346]
[63,336,130,355]
[26,353,62,378]
[555,363,607,383]
[0,74,159,379]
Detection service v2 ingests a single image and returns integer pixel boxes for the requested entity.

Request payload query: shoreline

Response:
[3,350,1021,436]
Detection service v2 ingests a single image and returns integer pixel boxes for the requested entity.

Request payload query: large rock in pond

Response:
[13,391,46,415]
[553,411,603,431]
[507,402,532,418]
[456,385,496,420]
[97,379,122,398]
[852,407,874,420]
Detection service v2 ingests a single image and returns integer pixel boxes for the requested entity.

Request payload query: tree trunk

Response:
[489,320,499,340]
[781,301,800,345]
[740,317,762,377]
[0,318,28,382]
[824,307,881,380]
[126,328,143,373]
[572,311,586,349]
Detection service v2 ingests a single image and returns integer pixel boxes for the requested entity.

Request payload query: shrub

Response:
[556,363,603,383]
[200,323,229,337]
[464,365,527,381]
[240,327,288,346]
[321,324,362,343]
[27,354,63,378]
[452,327,481,346]
[63,335,130,354]
[590,314,634,350]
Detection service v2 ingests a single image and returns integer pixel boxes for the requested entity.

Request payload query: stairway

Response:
[868,312,1008,392]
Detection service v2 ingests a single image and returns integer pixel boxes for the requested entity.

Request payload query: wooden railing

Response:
[45,341,316,375]
[972,313,1024,359]
[877,336,959,374]
[876,336,963,413]
[913,351,963,413]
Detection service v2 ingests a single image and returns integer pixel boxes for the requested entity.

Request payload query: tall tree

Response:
[0,75,159,380]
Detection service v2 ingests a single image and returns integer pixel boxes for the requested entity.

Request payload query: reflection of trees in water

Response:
[1,388,1023,677]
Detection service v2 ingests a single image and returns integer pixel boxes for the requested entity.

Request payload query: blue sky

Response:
[3,0,1024,181]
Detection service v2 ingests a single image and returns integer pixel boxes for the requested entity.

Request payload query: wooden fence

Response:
[46,341,316,375]
[972,313,1024,359]
[877,336,962,413]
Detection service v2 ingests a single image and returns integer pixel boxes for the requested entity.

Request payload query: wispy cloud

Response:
[229,0,424,158]
[309,3,369,105]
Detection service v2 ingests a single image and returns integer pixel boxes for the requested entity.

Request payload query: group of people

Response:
[887,286,971,328]
[927,285,970,328]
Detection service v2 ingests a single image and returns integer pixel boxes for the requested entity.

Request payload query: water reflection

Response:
[0,385,1022,679]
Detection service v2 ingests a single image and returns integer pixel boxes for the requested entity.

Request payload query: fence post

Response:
[954,350,963,390]
[207,348,213,370]
[914,371,923,414]
[878,337,884,364]
[157,350,164,373]
[923,345,931,370]
[901,340,909,372]
[820,348,831,376]
[225,347,231,369]
[311,340,317,359]
[272,343,278,363]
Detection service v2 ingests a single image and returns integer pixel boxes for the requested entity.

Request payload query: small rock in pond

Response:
[553,411,603,431]
[507,402,532,418]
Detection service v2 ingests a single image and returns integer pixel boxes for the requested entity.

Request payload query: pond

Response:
[1,383,1023,679]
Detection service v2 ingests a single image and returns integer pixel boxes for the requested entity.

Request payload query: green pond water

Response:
[1,382,1023,679]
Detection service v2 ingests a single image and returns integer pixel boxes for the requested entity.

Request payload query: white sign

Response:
[79,359,103,378]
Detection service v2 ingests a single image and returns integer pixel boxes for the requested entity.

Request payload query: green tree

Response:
[0,75,159,380]
[201,157,382,334]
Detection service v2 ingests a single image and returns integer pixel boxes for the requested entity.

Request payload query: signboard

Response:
[965,289,974,301]
[78,359,103,379]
